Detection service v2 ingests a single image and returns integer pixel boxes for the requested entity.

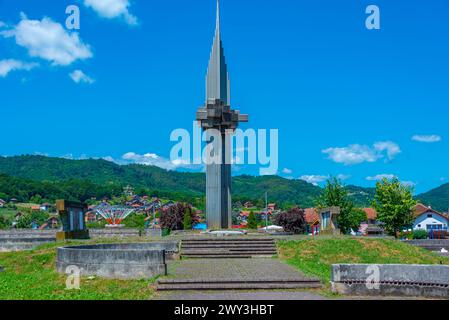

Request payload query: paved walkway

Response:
[156,291,326,300]
[156,258,325,300]
[166,258,316,281]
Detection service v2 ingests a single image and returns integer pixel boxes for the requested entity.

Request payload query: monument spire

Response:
[206,0,230,105]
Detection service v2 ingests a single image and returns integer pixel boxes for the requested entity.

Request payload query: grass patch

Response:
[0,239,158,300]
[278,237,449,284]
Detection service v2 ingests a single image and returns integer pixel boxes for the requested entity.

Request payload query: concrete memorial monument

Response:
[196,0,248,230]
[56,200,90,241]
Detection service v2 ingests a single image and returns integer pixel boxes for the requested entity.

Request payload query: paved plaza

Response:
[166,258,316,282]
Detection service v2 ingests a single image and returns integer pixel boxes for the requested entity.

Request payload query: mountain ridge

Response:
[0,155,446,211]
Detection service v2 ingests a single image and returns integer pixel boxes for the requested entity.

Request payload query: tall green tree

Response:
[316,177,366,234]
[371,178,417,238]
[247,211,258,229]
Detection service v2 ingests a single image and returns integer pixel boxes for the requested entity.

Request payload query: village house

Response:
[359,208,384,236]
[413,203,449,232]
[243,201,255,209]
[40,215,59,229]
[305,208,320,235]
[39,203,53,212]
[0,199,6,208]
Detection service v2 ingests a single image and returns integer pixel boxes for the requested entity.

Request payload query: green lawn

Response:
[0,239,157,300]
[278,237,449,284]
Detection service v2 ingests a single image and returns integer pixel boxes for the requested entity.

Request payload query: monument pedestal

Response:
[56,230,90,241]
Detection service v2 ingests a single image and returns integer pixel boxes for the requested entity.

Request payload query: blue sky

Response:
[0,0,448,193]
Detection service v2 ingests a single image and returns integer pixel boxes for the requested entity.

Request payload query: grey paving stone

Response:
[167,258,317,282]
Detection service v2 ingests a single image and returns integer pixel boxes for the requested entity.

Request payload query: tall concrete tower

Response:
[196,0,248,229]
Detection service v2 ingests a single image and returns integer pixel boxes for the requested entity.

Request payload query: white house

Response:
[0,199,5,208]
[413,204,449,232]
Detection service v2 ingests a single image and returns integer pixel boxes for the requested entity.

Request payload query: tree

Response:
[16,211,49,229]
[183,208,193,230]
[350,208,368,233]
[315,177,365,234]
[247,211,258,229]
[0,215,11,229]
[160,203,196,231]
[372,178,417,238]
[274,207,307,234]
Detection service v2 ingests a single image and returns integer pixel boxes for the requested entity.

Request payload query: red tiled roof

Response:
[240,211,250,217]
[414,203,432,216]
[363,208,377,220]
[414,203,447,220]
[304,208,319,224]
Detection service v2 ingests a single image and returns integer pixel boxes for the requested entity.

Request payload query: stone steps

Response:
[180,238,277,259]
[157,278,321,291]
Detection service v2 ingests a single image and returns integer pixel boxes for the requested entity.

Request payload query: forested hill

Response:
[0,156,323,207]
[0,155,445,210]
[415,183,449,212]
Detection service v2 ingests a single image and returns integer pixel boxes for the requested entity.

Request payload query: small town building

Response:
[319,207,340,235]
[243,202,254,209]
[413,203,449,232]
[40,216,59,229]
[305,208,320,235]
[39,203,53,211]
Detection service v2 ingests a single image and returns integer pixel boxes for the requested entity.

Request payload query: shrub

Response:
[412,229,429,240]
[124,213,146,230]
[160,203,196,231]
[274,207,307,234]
[183,210,193,230]
[16,211,49,229]
[247,211,258,229]
[0,216,11,229]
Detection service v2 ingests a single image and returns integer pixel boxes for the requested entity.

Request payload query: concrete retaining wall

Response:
[0,236,55,252]
[405,239,449,250]
[56,242,178,280]
[331,264,449,298]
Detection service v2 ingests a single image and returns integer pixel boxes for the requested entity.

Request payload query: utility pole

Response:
[265,191,268,228]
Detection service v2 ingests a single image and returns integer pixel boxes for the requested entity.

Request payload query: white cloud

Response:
[337,174,351,181]
[0,21,6,28]
[366,174,397,181]
[323,141,401,165]
[84,0,138,25]
[121,152,199,171]
[402,181,416,187]
[412,135,442,143]
[373,141,401,160]
[300,175,329,186]
[282,168,292,175]
[102,156,115,162]
[366,174,415,187]
[0,59,38,77]
[69,70,95,84]
[1,13,92,66]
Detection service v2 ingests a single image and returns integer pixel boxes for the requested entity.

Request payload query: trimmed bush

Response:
[275,207,307,234]
[413,229,429,240]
